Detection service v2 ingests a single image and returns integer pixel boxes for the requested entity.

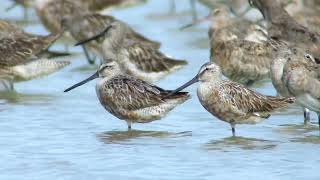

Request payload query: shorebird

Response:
[75,21,187,82]
[275,48,320,128]
[35,0,147,35]
[285,0,320,34]
[0,20,69,58]
[61,12,161,64]
[35,0,91,35]
[169,62,294,136]
[0,33,70,92]
[270,44,312,124]
[210,23,272,85]
[181,6,271,85]
[249,0,320,58]
[64,61,190,130]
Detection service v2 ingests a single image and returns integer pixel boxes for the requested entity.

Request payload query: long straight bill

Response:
[179,14,210,30]
[168,75,199,96]
[75,25,113,46]
[64,72,99,92]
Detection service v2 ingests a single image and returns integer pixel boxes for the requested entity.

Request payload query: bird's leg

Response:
[170,0,176,14]
[81,45,96,65]
[127,121,132,131]
[64,43,69,52]
[303,108,310,125]
[190,0,197,21]
[317,113,320,130]
[231,123,236,137]
[23,7,29,21]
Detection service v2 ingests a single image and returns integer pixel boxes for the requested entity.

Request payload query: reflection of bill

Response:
[0,78,13,93]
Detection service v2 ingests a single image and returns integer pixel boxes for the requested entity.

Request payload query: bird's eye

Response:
[101,65,112,70]
[305,54,311,59]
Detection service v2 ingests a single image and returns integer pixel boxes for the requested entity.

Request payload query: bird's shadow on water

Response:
[204,136,279,151]
[97,129,192,145]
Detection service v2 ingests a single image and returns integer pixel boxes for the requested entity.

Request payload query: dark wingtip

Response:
[164,91,190,99]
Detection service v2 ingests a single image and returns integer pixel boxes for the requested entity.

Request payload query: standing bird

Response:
[270,42,320,126]
[0,20,70,58]
[281,51,320,128]
[75,21,187,82]
[249,0,320,58]
[169,62,294,136]
[64,61,190,130]
[0,33,70,92]
[181,6,272,85]
[61,13,161,64]
[35,0,90,35]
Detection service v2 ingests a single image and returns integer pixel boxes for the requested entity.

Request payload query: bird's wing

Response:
[0,33,60,67]
[221,81,292,114]
[101,75,168,111]
[125,42,187,73]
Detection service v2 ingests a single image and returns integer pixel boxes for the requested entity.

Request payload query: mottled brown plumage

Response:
[170,62,294,136]
[62,12,160,63]
[36,0,90,34]
[126,41,186,73]
[76,21,186,82]
[64,61,189,129]
[212,39,273,85]
[250,0,320,58]
[206,6,271,85]
[0,31,62,67]
[281,51,320,127]
[83,0,147,11]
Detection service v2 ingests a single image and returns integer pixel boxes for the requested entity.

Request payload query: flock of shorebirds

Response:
[1,0,320,137]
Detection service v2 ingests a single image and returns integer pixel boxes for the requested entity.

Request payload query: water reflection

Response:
[290,135,320,144]
[275,123,319,136]
[205,136,278,151]
[0,91,56,104]
[97,130,192,144]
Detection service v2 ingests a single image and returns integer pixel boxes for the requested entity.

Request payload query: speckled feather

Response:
[251,0,320,57]
[282,56,320,111]
[212,39,273,84]
[220,81,294,114]
[126,42,187,73]
[0,32,62,67]
[36,0,90,34]
[97,75,190,121]
[99,75,189,111]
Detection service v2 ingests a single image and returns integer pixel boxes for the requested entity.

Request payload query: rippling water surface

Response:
[0,1,319,179]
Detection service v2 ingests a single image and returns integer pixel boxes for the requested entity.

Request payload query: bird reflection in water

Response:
[275,123,320,136]
[205,136,278,151]
[97,130,192,144]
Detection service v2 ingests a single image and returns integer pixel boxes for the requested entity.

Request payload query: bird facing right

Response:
[170,62,295,136]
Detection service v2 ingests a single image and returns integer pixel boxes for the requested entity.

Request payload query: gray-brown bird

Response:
[64,61,190,130]
[170,62,294,136]
[75,21,187,82]
[61,12,161,64]
[249,0,320,58]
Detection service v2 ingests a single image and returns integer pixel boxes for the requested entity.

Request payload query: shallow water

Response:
[0,1,320,179]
